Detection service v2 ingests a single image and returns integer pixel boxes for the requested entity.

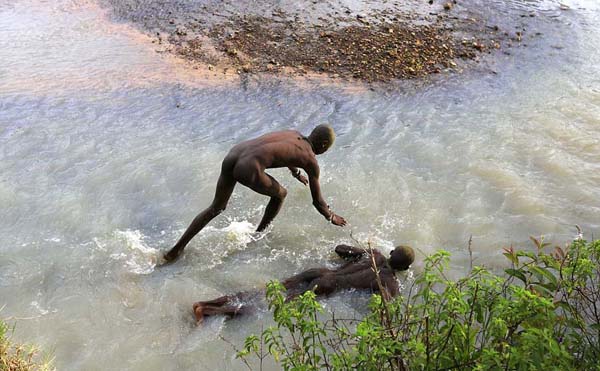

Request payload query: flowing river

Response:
[1,0,599,369]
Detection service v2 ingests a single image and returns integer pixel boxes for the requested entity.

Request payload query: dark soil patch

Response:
[204,15,495,81]
[139,3,510,83]
[101,0,527,83]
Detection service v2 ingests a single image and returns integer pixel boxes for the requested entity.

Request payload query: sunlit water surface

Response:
[1,0,599,369]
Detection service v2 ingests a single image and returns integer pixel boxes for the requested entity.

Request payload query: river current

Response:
[1,0,599,369]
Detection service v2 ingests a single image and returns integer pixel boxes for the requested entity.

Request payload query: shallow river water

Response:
[1,0,599,369]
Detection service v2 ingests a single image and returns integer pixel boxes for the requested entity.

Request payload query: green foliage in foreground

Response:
[0,319,53,371]
[238,238,600,370]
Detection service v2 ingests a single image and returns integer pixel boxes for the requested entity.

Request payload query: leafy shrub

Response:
[238,238,600,370]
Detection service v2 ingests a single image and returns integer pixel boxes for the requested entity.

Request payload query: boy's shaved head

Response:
[389,245,415,271]
[308,124,335,154]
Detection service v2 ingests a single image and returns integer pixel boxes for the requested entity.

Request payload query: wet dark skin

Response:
[164,125,347,262]
[192,245,415,323]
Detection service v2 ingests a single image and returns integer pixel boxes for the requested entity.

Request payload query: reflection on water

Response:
[1,0,599,369]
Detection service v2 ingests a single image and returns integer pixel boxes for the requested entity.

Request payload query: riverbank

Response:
[100,0,526,83]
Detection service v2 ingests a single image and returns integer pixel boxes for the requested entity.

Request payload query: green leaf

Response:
[505,268,527,283]
[530,283,553,298]
[529,266,558,287]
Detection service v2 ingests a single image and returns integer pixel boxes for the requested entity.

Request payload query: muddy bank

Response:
[100,0,525,82]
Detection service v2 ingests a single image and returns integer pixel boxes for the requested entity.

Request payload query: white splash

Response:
[114,229,159,274]
[221,220,256,245]
[188,220,264,270]
[202,220,260,247]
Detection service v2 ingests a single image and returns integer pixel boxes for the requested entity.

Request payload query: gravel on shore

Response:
[103,1,518,83]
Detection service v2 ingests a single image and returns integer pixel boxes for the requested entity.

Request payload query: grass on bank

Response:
[0,319,53,371]
[238,237,600,370]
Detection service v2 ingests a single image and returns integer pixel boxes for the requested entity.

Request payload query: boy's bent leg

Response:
[238,171,287,232]
[233,161,287,232]
[256,190,287,232]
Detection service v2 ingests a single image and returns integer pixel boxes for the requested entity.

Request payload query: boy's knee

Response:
[278,187,288,200]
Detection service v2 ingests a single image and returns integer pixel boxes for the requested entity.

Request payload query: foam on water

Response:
[91,222,262,276]
[113,229,160,274]
[205,220,258,246]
